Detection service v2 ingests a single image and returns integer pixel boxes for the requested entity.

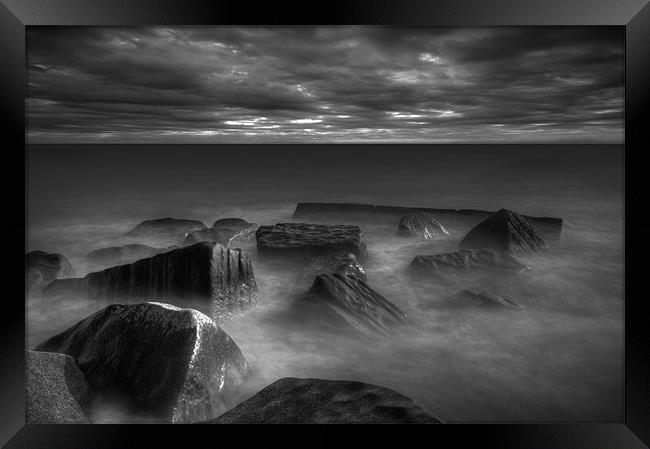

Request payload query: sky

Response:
[26,26,624,144]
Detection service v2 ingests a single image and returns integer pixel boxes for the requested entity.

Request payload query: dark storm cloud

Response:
[26,26,624,143]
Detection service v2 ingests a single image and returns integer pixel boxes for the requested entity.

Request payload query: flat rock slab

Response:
[35,302,248,423]
[208,377,441,423]
[406,249,530,276]
[397,213,449,239]
[443,290,522,309]
[26,250,76,291]
[459,209,547,252]
[256,223,368,261]
[26,350,91,423]
[125,218,207,243]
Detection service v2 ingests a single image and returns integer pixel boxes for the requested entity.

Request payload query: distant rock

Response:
[256,223,368,261]
[35,302,248,423]
[85,244,165,267]
[397,213,449,239]
[185,218,257,248]
[26,350,91,423]
[184,228,231,246]
[45,242,259,319]
[297,274,406,335]
[406,249,530,276]
[25,250,76,291]
[442,290,521,309]
[212,217,253,231]
[459,209,547,252]
[125,218,207,243]
[207,377,441,424]
[293,251,367,294]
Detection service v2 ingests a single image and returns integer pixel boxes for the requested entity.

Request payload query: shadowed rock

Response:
[125,218,207,243]
[406,249,530,276]
[85,244,165,267]
[256,223,368,262]
[298,274,406,335]
[207,377,441,424]
[293,251,367,294]
[35,302,248,423]
[397,213,449,239]
[26,350,91,423]
[459,209,547,252]
[443,290,522,309]
[26,250,76,292]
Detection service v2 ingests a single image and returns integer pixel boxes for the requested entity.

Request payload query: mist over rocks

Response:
[125,217,207,243]
[406,249,530,277]
[256,223,368,262]
[397,213,449,240]
[184,228,231,245]
[441,290,522,309]
[184,218,258,248]
[85,244,166,267]
[26,250,76,291]
[34,302,249,423]
[26,350,92,424]
[293,251,367,294]
[459,209,548,252]
[207,377,441,424]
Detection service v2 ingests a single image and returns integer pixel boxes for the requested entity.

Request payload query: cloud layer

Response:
[27,26,624,143]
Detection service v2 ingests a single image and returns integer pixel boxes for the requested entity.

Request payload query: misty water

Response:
[26,144,623,423]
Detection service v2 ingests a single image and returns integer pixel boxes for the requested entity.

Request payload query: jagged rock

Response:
[459,209,547,252]
[26,350,91,423]
[212,217,253,231]
[397,213,449,239]
[184,228,231,246]
[85,244,165,267]
[185,218,258,248]
[45,242,259,318]
[35,302,248,423]
[125,218,207,243]
[256,223,368,261]
[442,290,521,309]
[293,251,367,294]
[207,377,441,424]
[406,249,530,276]
[297,274,406,335]
[25,250,76,291]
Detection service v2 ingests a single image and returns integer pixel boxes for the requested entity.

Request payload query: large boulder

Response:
[208,377,441,424]
[45,242,259,319]
[125,218,207,243]
[26,350,91,423]
[293,251,367,294]
[406,249,530,276]
[34,302,248,423]
[256,223,368,261]
[397,213,449,239]
[441,290,521,309]
[297,274,406,335]
[459,209,547,252]
[85,244,165,267]
[25,250,76,292]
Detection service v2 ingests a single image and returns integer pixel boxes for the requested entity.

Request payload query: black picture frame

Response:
[1,1,648,447]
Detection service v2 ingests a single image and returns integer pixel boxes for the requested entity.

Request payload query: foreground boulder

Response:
[256,223,368,261]
[35,302,248,423]
[441,290,521,309]
[297,274,406,335]
[25,250,76,291]
[46,242,259,318]
[406,249,530,276]
[397,213,449,239]
[125,218,207,243]
[26,350,91,423]
[85,244,166,267]
[208,377,441,423]
[459,209,547,252]
[293,251,367,294]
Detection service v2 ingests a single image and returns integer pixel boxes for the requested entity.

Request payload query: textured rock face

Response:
[208,377,441,424]
[212,218,253,231]
[442,290,521,309]
[184,228,231,246]
[256,223,368,261]
[85,244,164,267]
[397,213,449,239]
[26,350,91,423]
[125,218,207,242]
[299,274,406,335]
[406,249,530,276]
[25,250,76,291]
[293,251,367,294]
[459,209,547,252]
[185,219,257,248]
[35,302,249,423]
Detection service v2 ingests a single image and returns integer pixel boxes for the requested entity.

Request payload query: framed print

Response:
[1,0,648,447]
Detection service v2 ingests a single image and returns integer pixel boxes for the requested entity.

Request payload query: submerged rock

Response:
[208,377,441,424]
[26,350,91,423]
[256,223,368,261]
[459,209,547,252]
[85,244,164,267]
[406,249,530,276]
[293,251,367,294]
[35,302,248,423]
[125,218,207,243]
[397,213,449,239]
[26,250,76,291]
[442,290,521,309]
[298,274,406,335]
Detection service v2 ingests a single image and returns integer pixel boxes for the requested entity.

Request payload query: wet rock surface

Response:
[293,251,367,294]
[459,209,547,252]
[406,249,530,276]
[26,250,76,291]
[397,213,449,239]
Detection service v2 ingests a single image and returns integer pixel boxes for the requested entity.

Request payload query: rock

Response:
[256,223,368,261]
[406,249,530,276]
[207,377,441,423]
[212,217,253,231]
[459,209,547,252]
[85,244,165,267]
[25,250,76,291]
[397,213,449,239]
[34,302,249,423]
[298,274,406,335]
[184,228,231,246]
[293,251,367,294]
[26,350,91,423]
[442,290,521,309]
[185,218,258,248]
[125,218,207,243]
[45,242,259,318]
